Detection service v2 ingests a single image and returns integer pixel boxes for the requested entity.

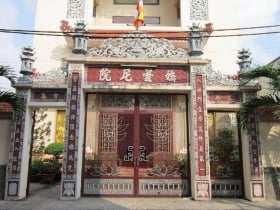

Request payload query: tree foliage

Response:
[238,65,280,129]
[0,65,18,84]
[32,109,52,154]
[0,65,23,114]
[44,142,64,159]
[213,127,235,162]
[0,91,24,113]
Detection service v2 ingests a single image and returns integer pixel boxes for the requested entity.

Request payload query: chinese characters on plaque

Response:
[87,67,188,84]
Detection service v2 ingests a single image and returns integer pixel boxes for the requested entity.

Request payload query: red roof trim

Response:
[0,102,14,113]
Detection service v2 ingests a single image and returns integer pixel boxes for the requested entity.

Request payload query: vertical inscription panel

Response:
[5,89,28,199]
[191,70,211,200]
[248,110,263,179]
[192,74,209,178]
[61,72,81,199]
[248,110,264,200]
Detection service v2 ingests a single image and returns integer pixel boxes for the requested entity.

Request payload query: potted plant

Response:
[40,160,61,184]
[43,142,64,182]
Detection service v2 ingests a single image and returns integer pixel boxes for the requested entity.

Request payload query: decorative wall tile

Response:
[67,0,85,19]
[252,183,264,198]
[196,182,210,198]
[190,0,208,21]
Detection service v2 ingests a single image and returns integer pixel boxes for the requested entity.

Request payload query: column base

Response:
[5,180,26,201]
[60,180,80,200]
[192,180,211,200]
[248,181,265,201]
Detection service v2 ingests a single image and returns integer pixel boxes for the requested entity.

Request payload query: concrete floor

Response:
[0,183,280,210]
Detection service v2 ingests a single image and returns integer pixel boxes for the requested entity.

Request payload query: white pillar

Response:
[240,102,265,201]
[180,0,189,30]
[5,89,33,200]
[84,0,94,25]
[189,65,211,200]
[60,63,85,200]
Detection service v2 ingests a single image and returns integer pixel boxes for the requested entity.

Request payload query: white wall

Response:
[33,0,71,73]
[203,0,240,75]
[260,122,280,167]
[94,0,178,26]
[33,0,240,76]
[0,119,12,165]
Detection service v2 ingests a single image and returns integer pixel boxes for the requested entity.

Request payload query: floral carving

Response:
[63,181,75,196]
[190,0,208,21]
[86,160,118,177]
[88,34,188,59]
[147,153,188,177]
[67,0,85,19]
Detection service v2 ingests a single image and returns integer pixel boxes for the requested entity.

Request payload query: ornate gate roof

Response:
[87,33,189,59]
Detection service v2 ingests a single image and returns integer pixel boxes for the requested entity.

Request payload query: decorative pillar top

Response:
[17,46,35,84]
[237,49,252,73]
[188,24,203,58]
[67,0,85,19]
[72,22,88,54]
[20,46,35,75]
[190,0,209,22]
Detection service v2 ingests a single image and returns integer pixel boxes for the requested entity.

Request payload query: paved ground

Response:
[0,183,280,210]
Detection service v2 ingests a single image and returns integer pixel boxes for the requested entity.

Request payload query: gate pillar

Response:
[241,104,265,201]
[60,63,85,200]
[189,66,211,200]
[5,87,32,200]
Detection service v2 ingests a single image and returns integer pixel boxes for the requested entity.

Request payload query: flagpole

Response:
[134,0,144,32]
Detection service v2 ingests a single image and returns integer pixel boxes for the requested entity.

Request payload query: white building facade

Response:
[3,0,265,201]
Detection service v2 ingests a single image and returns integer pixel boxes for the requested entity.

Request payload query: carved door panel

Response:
[117,114,134,167]
[83,94,189,196]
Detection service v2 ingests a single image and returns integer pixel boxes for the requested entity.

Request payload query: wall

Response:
[33,0,71,73]
[0,119,12,200]
[258,77,274,96]
[260,121,280,200]
[204,0,240,75]
[33,0,240,76]
[94,0,178,26]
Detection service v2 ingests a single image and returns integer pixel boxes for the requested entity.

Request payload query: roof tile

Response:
[0,103,14,113]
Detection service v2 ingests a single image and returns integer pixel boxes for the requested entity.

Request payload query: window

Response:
[114,0,159,5]
[113,16,160,24]
[208,112,242,178]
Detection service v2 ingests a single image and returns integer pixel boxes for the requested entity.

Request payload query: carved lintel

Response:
[68,63,84,72]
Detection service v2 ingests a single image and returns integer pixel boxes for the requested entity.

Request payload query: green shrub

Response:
[31,158,44,175]
[41,160,62,175]
[213,127,235,163]
[30,158,44,182]
[44,142,64,159]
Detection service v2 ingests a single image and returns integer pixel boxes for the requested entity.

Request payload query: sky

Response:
[0,0,35,90]
[0,0,280,90]
[236,0,280,67]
